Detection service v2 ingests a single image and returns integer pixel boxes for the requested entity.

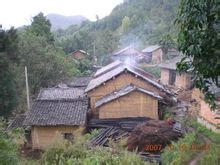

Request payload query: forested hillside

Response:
[54,0,179,63]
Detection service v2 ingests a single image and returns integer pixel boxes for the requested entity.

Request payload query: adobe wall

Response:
[98,91,158,119]
[31,126,80,149]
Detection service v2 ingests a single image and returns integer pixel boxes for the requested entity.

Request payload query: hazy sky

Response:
[0,0,123,29]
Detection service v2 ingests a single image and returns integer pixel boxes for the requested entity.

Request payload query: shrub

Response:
[161,133,197,165]
[41,133,150,165]
[0,119,18,165]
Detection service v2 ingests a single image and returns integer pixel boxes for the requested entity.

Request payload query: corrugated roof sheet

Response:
[37,87,85,100]
[95,84,162,108]
[24,98,88,126]
[142,45,161,53]
[8,114,27,129]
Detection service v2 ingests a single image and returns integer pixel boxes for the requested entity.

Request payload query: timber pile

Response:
[127,120,182,153]
[90,127,129,146]
[88,117,149,131]
[139,152,161,163]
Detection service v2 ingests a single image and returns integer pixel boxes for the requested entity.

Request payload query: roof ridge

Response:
[36,97,88,102]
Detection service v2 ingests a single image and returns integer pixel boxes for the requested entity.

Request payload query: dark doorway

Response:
[169,70,176,85]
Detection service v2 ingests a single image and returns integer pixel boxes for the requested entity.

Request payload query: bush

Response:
[161,133,197,165]
[0,119,18,165]
[41,132,150,165]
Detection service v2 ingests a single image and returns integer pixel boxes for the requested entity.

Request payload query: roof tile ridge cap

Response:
[35,98,86,101]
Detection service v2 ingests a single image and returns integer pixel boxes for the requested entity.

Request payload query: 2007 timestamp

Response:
[144,144,162,151]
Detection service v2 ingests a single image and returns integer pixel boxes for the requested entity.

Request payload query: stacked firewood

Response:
[90,127,129,146]
[88,117,149,131]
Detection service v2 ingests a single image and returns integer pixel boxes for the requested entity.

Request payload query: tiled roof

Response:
[37,87,85,100]
[65,76,93,87]
[24,98,88,126]
[8,114,27,129]
[85,63,170,95]
[95,84,162,108]
[94,60,122,78]
[142,45,161,53]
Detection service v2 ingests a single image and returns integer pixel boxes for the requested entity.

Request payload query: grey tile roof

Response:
[37,87,85,100]
[142,45,161,53]
[8,114,27,129]
[95,84,163,108]
[64,76,93,87]
[94,60,122,78]
[24,98,88,126]
[85,63,171,95]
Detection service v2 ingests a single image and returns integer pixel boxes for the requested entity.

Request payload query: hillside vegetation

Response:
[54,0,179,64]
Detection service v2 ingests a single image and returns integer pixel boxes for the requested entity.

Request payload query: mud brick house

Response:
[142,45,163,64]
[95,84,162,119]
[112,47,145,63]
[71,50,89,60]
[192,85,220,133]
[24,86,88,149]
[85,62,172,120]
[159,56,192,89]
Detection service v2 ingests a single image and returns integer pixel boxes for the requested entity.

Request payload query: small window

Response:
[62,133,74,141]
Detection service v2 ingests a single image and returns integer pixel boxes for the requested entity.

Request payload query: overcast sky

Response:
[0,0,123,29]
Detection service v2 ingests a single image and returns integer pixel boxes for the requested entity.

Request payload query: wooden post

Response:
[25,66,30,110]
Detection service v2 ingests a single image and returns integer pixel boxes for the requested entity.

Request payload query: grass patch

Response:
[190,120,220,143]
[190,120,220,164]
[161,133,198,165]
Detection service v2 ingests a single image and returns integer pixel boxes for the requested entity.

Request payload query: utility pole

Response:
[25,66,30,110]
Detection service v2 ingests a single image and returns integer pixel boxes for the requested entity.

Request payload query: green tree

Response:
[17,31,76,94]
[0,119,18,165]
[121,16,131,34]
[0,54,16,117]
[30,12,54,43]
[176,0,220,108]
[0,27,17,117]
[159,34,176,55]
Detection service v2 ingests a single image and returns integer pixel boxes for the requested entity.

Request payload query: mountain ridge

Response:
[46,13,88,30]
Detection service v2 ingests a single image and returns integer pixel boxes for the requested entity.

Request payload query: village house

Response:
[159,56,192,89]
[192,85,220,133]
[24,86,88,149]
[95,84,162,119]
[71,50,89,60]
[85,61,173,120]
[142,45,163,64]
[112,46,145,63]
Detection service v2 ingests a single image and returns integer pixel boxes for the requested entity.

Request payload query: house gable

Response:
[97,91,159,119]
